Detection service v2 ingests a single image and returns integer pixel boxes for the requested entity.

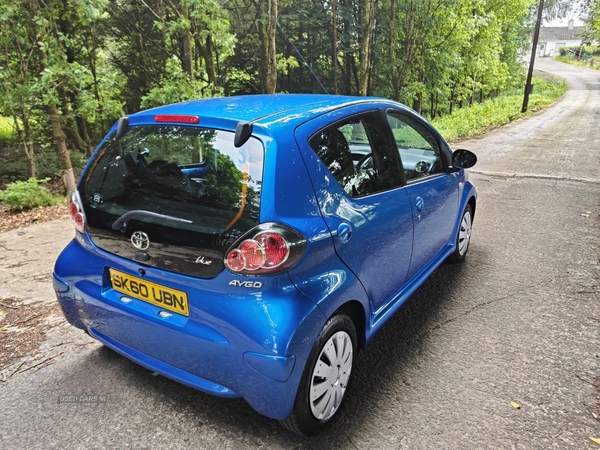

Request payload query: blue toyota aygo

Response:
[54,94,477,435]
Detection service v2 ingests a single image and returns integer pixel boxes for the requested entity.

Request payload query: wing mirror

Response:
[452,149,477,169]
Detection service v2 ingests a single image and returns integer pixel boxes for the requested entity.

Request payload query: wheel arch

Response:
[336,300,367,349]
[468,195,476,220]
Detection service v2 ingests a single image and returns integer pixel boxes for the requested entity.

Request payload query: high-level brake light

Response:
[154,114,200,124]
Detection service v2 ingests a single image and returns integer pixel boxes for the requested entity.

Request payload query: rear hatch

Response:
[79,123,264,278]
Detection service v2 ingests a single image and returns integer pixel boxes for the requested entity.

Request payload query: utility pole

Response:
[522,0,545,112]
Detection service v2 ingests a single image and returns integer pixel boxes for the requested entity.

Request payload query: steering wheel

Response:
[356,153,373,170]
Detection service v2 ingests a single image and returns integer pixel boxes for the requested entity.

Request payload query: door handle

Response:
[337,222,353,243]
[415,197,424,212]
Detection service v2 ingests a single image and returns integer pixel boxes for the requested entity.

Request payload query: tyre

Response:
[280,313,357,436]
[448,204,473,263]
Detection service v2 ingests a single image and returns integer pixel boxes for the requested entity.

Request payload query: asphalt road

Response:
[0,58,598,449]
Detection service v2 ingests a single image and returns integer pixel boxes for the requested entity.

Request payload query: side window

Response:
[387,111,443,181]
[309,112,402,197]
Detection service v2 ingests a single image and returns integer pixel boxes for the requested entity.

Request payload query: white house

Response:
[537,22,583,57]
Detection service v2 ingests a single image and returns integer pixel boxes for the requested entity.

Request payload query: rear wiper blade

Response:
[112,210,193,233]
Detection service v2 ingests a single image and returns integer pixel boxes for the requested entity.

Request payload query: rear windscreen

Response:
[82,125,263,240]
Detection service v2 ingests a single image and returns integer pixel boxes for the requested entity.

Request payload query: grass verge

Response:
[555,55,600,71]
[432,74,568,142]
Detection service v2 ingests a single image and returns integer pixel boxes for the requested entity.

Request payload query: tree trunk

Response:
[340,0,352,95]
[393,7,415,102]
[75,115,94,157]
[351,56,360,95]
[265,0,278,93]
[198,35,218,88]
[180,4,194,80]
[12,109,36,179]
[258,0,268,93]
[67,90,93,155]
[27,0,76,192]
[47,105,76,192]
[257,0,278,93]
[27,162,36,178]
[66,125,87,153]
[56,2,88,154]
[343,52,352,94]
[358,0,375,95]
[388,0,397,99]
[332,0,338,94]
[89,45,104,134]
[413,93,422,114]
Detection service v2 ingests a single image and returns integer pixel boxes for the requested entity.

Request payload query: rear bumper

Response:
[53,236,325,420]
[89,327,240,397]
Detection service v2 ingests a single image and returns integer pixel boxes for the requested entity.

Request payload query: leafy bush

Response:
[556,46,600,71]
[0,178,63,211]
[558,45,600,58]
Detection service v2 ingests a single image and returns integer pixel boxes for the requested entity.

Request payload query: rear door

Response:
[295,105,413,312]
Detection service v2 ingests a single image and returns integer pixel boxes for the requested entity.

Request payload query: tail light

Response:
[69,190,87,233]
[224,223,306,275]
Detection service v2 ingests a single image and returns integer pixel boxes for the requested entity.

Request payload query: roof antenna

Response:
[276,21,329,94]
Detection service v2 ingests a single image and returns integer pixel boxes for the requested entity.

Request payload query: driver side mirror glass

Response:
[452,149,477,169]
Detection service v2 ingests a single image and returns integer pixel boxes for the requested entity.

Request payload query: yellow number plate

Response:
[109,268,189,316]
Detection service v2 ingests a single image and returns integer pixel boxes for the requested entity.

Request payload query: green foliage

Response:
[277,55,300,76]
[556,46,600,71]
[0,178,63,211]
[105,0,235,113]
[0,0,571,187]
[432,76,568,142]
[140,57,218,109]
[363,0,533,117]
[583,0,600,44]
[0,116,13,145]
[558,45,600,58]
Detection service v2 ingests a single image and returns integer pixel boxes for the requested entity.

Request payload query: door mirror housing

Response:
[452,149,477,169]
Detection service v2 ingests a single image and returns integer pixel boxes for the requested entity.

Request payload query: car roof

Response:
[134,94,395,130]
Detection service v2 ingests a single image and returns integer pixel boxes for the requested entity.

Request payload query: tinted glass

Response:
[386,112,443,181]
[80,125,264,278]
[309,112,402,197]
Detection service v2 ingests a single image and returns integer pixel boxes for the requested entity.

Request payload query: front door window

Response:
[386,112,444,182]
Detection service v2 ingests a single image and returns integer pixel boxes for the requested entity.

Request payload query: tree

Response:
[26,0,77,191]
[582,0,600,43]
[358,0,376,95]
[0,4,39,178]
[104,0,235,112]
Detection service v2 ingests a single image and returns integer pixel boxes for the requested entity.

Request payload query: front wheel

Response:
[448,204,473,263]
[280,313,357,436]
